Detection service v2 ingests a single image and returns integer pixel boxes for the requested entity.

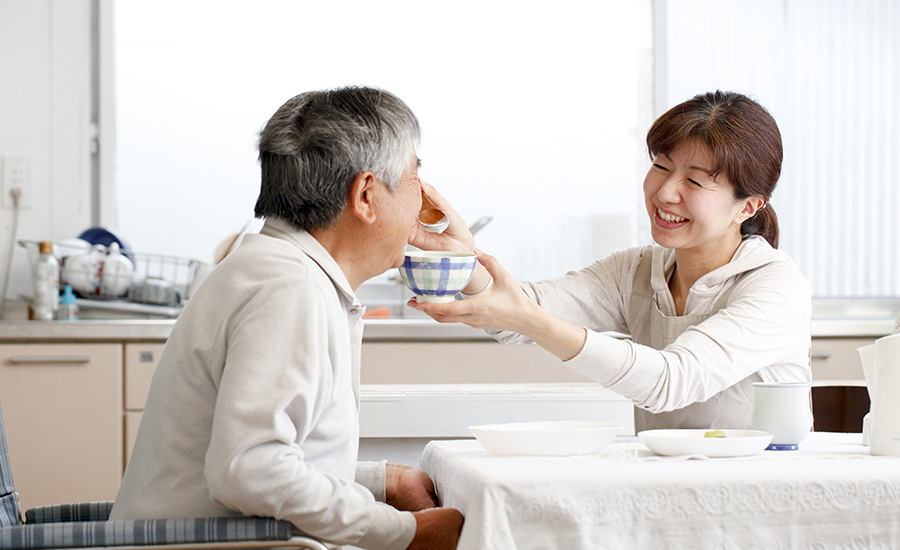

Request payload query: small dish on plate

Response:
[638,429,773,458]
[469,420,621,456]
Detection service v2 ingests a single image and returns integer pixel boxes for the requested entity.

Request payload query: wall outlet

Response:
[2,156,31,209]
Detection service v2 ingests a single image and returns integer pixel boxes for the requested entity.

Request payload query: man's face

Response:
[381,151,423,270]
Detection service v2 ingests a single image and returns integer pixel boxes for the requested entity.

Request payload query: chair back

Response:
[0,402,22,526]
[811,383,871,432]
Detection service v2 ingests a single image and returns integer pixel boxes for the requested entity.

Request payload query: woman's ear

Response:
[348,171,379,225]
[737,195,766,222]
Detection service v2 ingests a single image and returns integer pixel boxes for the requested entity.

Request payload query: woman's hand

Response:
[407,250,539,334]
[408,180,475,254]
[408,250,588,361]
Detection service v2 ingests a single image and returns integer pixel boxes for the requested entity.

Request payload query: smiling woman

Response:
[408,90,813,434]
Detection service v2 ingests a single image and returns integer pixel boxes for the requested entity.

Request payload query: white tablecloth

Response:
[419,433,900,549]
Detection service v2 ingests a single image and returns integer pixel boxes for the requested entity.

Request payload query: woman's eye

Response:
[688,178,702,186]
[652,163,669,171]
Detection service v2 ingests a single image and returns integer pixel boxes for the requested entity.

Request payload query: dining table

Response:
[419,432,900,549]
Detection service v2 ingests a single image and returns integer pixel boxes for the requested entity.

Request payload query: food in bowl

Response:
[397,250,477,303]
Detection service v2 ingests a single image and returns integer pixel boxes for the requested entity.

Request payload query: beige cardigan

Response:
[111,219,416,550]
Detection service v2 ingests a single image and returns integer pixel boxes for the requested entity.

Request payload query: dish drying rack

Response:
[19,240,202,318]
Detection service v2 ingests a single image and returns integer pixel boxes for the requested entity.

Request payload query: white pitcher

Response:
[857,344,876,445]
[862,333,900,456]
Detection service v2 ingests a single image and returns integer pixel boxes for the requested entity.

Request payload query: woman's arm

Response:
[567,264,812,412]
[409,251,589,361]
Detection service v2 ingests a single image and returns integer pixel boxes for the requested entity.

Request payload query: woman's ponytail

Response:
[742,203,779,249]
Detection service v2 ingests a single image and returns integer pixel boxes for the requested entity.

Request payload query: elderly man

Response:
[110,87,463,550]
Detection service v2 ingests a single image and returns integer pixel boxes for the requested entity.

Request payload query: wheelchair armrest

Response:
[25,501,115,523]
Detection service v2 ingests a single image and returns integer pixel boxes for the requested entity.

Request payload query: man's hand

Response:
[386,463,439,511]
[407,508,464,550]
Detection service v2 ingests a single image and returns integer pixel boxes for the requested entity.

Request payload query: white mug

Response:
[752,382,812,450]
[62,245,104,295]
[100,242,134,297]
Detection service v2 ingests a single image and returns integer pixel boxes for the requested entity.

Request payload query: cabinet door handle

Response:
[7,356,91,365]
[811,351,833,360]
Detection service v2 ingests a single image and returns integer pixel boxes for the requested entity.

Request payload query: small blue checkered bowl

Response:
[398,250,477,303]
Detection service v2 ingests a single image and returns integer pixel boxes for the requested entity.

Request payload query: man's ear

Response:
[348,171,379,225]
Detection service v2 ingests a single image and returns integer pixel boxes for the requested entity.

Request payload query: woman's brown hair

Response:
[646,91,782,248]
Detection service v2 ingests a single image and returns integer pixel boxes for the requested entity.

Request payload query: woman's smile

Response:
[655,207,689,228]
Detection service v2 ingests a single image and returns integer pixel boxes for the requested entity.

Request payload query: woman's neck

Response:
[668,236,743,315]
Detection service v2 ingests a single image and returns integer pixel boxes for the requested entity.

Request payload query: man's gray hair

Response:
[254,86,421,232]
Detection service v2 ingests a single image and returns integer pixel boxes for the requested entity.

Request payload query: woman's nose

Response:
[656,177,682,203]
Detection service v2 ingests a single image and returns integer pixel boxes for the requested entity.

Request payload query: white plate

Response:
[638,429,773,458]
[469,421,621,456]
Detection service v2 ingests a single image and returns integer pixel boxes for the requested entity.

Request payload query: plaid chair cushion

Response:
[0,516,295,549]
[0,404,22,528]
[25,502,114,524]
[0,493,21,528]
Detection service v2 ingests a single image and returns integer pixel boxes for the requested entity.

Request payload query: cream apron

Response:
[628,252,760,432]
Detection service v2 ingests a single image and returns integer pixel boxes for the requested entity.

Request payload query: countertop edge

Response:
[0,318,894,342]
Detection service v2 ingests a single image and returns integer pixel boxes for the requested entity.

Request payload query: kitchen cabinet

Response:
[810,337,874,381]
[0,343,123,511]
[361,341,593,384]
[123,343,165,465]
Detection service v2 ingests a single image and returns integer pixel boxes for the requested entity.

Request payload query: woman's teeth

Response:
[658,208,687,223]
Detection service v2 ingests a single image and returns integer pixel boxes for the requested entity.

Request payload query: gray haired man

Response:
[111,87,463,549]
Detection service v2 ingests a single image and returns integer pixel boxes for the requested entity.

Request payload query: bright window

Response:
[115,0,654,282]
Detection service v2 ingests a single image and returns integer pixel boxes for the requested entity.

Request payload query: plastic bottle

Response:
[56,284,79,321]
[33,241,60,321]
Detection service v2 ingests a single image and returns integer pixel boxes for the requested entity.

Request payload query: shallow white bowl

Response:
[638,429,774,458]
[469,420,621,456]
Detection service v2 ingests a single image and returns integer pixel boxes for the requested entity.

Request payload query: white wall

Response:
[0,0,96,312]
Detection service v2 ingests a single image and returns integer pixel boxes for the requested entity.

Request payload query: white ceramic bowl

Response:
[469,421,621,456]
[397,250,477,303]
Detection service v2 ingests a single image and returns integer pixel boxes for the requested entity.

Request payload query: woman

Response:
[411,91,811,431]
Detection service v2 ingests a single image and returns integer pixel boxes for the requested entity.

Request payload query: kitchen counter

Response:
[0,314,895,342]
[0,318,495,342]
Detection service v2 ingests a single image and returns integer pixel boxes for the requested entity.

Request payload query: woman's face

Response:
[643,139,757,257]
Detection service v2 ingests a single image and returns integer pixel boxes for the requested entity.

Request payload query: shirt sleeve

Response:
[202,279,416,550]
[564,262,812,412]
[356,461,387,502]
[487,248,643,344]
